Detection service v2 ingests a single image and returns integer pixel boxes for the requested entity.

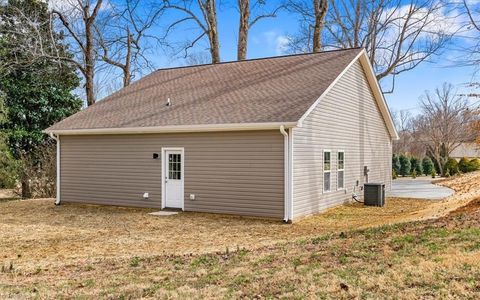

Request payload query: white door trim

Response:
[161,147,185,210]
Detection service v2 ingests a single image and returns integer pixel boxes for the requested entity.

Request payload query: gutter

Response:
[49,133,61,206]
[44,122,298,136]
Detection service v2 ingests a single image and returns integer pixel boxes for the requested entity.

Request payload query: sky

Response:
[77,0,479,116]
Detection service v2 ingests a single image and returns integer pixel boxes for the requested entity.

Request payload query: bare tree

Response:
[287,0,328,52]
[330,0,454,86]
[395,109,413,133]
[51,0,105,106]
[312,0,328,52]
[460,0,480,67]
[0,1,74,77]
[184,51,211,65]
[474,120,480,145]
[454,1,480,146]
[289,0,454,91]
[391,109,425,157]
[96,0,164,87]
[237,0,284,60]
[392,109,413,154]
[164,0,220,63]
[98,28,134,87]
[413,83,479,175]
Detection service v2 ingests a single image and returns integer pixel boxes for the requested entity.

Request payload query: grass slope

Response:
[1,172,479,299]
[2,201,480,299]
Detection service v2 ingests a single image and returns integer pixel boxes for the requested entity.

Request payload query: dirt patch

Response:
[447,197,480,217]
[383,172,480,222]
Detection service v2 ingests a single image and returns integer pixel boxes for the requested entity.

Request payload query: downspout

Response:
[280,126,290,222]
[49,133,61,205]
[288,128,293,221]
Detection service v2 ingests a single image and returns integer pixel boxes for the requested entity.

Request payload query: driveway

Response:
[388,177,454,200]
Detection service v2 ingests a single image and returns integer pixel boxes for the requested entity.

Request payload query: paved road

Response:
[388,177,454,200]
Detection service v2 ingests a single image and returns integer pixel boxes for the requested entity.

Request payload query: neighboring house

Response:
[45,48,398,222]
[450,142,480,160]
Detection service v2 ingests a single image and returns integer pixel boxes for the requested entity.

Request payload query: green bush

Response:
[431,169,436,178]
[470,158,480,171]
[399,154,411,177]
[0,138,20,189]
[444,158,459,176]
[392,169,398,180]
[458,157,470,173]
[422,157,434,176]
[411,169,417,179]
[458,158,480,173]
[410,157,423,175]
[392,155,401,174]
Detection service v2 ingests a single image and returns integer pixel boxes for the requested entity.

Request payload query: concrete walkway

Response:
[388,177,454,200]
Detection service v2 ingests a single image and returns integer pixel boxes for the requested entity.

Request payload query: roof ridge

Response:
[152,47,364,73]
[90,47,363,106]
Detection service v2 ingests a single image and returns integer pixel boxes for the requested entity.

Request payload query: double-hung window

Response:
[323,150,331,192]
[337,151,345,189]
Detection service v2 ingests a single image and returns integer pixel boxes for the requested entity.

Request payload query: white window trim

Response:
[323,149,332,193]
[337,150,345,190]
[161,147,185,211]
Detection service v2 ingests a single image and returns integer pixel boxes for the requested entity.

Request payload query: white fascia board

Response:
[297,49,399,141]
[44,122,298,136]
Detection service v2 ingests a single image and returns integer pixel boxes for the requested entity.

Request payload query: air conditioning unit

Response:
[364,183,385,207]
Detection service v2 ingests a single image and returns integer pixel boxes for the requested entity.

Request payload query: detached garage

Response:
[45,48,398,222]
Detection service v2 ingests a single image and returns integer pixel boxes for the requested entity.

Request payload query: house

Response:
[45,48,399,222]
[450,142,480,160]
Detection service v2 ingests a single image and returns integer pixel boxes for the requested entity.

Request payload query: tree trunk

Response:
[124,31,132,87]
[237,0,249,60]
[21,176,31,199]
[85,17,95,106]
[312,0,328,53]
[123,69,131,87]
[431,151,446,177]
[85,68,95,106]
[205,0,220,63]
[353,0,361,47]
[434,157,443,177]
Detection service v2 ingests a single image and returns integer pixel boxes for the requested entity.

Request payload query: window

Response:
[323,150,331,192]
[168,154,182,180]
[338,151,345,189]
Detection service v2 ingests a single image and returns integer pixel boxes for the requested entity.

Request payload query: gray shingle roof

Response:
[47,48,362,131]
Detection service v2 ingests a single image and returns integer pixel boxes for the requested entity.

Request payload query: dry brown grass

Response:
[0,189,16,200]
[0,198,433,268]
[1,172,479,299]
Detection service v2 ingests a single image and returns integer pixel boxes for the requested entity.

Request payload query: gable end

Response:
[298,50,399,140]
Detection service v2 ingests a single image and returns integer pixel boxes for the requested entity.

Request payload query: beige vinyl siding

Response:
[60,130,284,218]
[450,142,480,159]
[292,61,392,219]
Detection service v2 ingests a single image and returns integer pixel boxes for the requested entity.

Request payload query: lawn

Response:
[1,172,479,299]
[0,189,17,201]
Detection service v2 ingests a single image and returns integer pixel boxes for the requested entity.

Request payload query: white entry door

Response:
[164,150,184,209]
